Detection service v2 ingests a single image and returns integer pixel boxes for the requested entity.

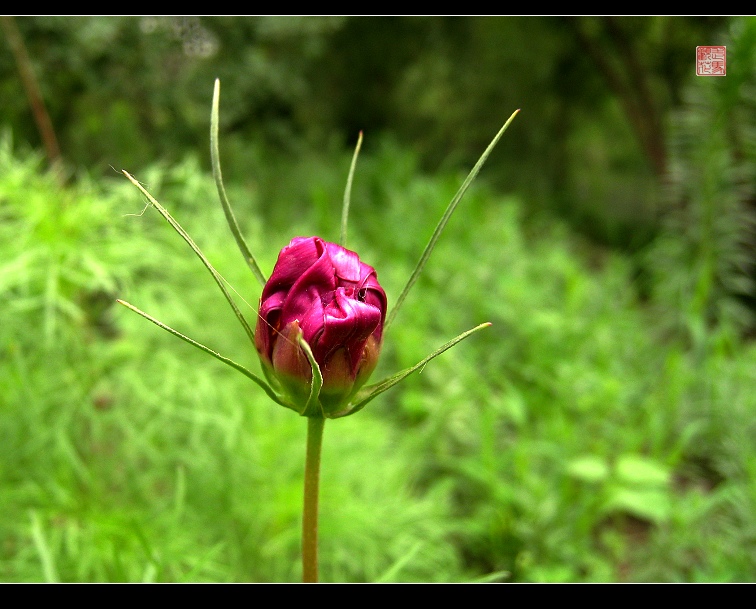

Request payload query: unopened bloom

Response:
[254,236,387,416]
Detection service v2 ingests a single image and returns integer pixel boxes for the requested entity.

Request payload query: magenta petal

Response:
[280,247,334,330]
[324,241,361,284]
[261,237,325,301]
[317,288,381,372]
[297,295,327,347]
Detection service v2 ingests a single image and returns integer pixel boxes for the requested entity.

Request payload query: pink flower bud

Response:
[255,236,387,415]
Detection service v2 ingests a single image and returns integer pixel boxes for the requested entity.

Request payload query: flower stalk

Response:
[302,416,325,583]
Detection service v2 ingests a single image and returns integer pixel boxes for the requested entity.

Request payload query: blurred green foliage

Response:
[2,15,756,582]
[0,17,729,231]
[1,127,755,581]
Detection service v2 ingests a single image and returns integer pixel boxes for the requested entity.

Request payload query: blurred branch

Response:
[603,16,666,174]
[1,16,63,181]
[568,17,666,178]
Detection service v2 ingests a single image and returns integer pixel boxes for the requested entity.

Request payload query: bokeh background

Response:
[1,16,755,582]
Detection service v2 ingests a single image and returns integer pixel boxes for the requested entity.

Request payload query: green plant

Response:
[116,79,518,581]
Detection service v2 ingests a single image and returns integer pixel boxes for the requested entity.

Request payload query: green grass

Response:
[1,136,755,581]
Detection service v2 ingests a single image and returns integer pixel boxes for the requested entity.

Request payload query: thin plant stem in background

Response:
[0,16,63,182]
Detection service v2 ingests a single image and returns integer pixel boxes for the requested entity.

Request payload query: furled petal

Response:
[324,241,362,284]
[316,287,382,373]
[255,290,286,359]
[261,237,325,300]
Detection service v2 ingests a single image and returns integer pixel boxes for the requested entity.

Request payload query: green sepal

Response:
[116,299,294,411]
[122,170,257,349]
[385,109,520,331]
[340,130,363,248]
[297,332,324,418]
[211,79,267,287]
[331,322,492,418]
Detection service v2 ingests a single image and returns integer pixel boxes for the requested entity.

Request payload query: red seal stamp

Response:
[696,46,726,76]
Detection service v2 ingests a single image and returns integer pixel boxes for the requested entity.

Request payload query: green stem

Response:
[302,416,325,583]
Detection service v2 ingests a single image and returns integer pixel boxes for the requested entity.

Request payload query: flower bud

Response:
[255,236,387,416]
